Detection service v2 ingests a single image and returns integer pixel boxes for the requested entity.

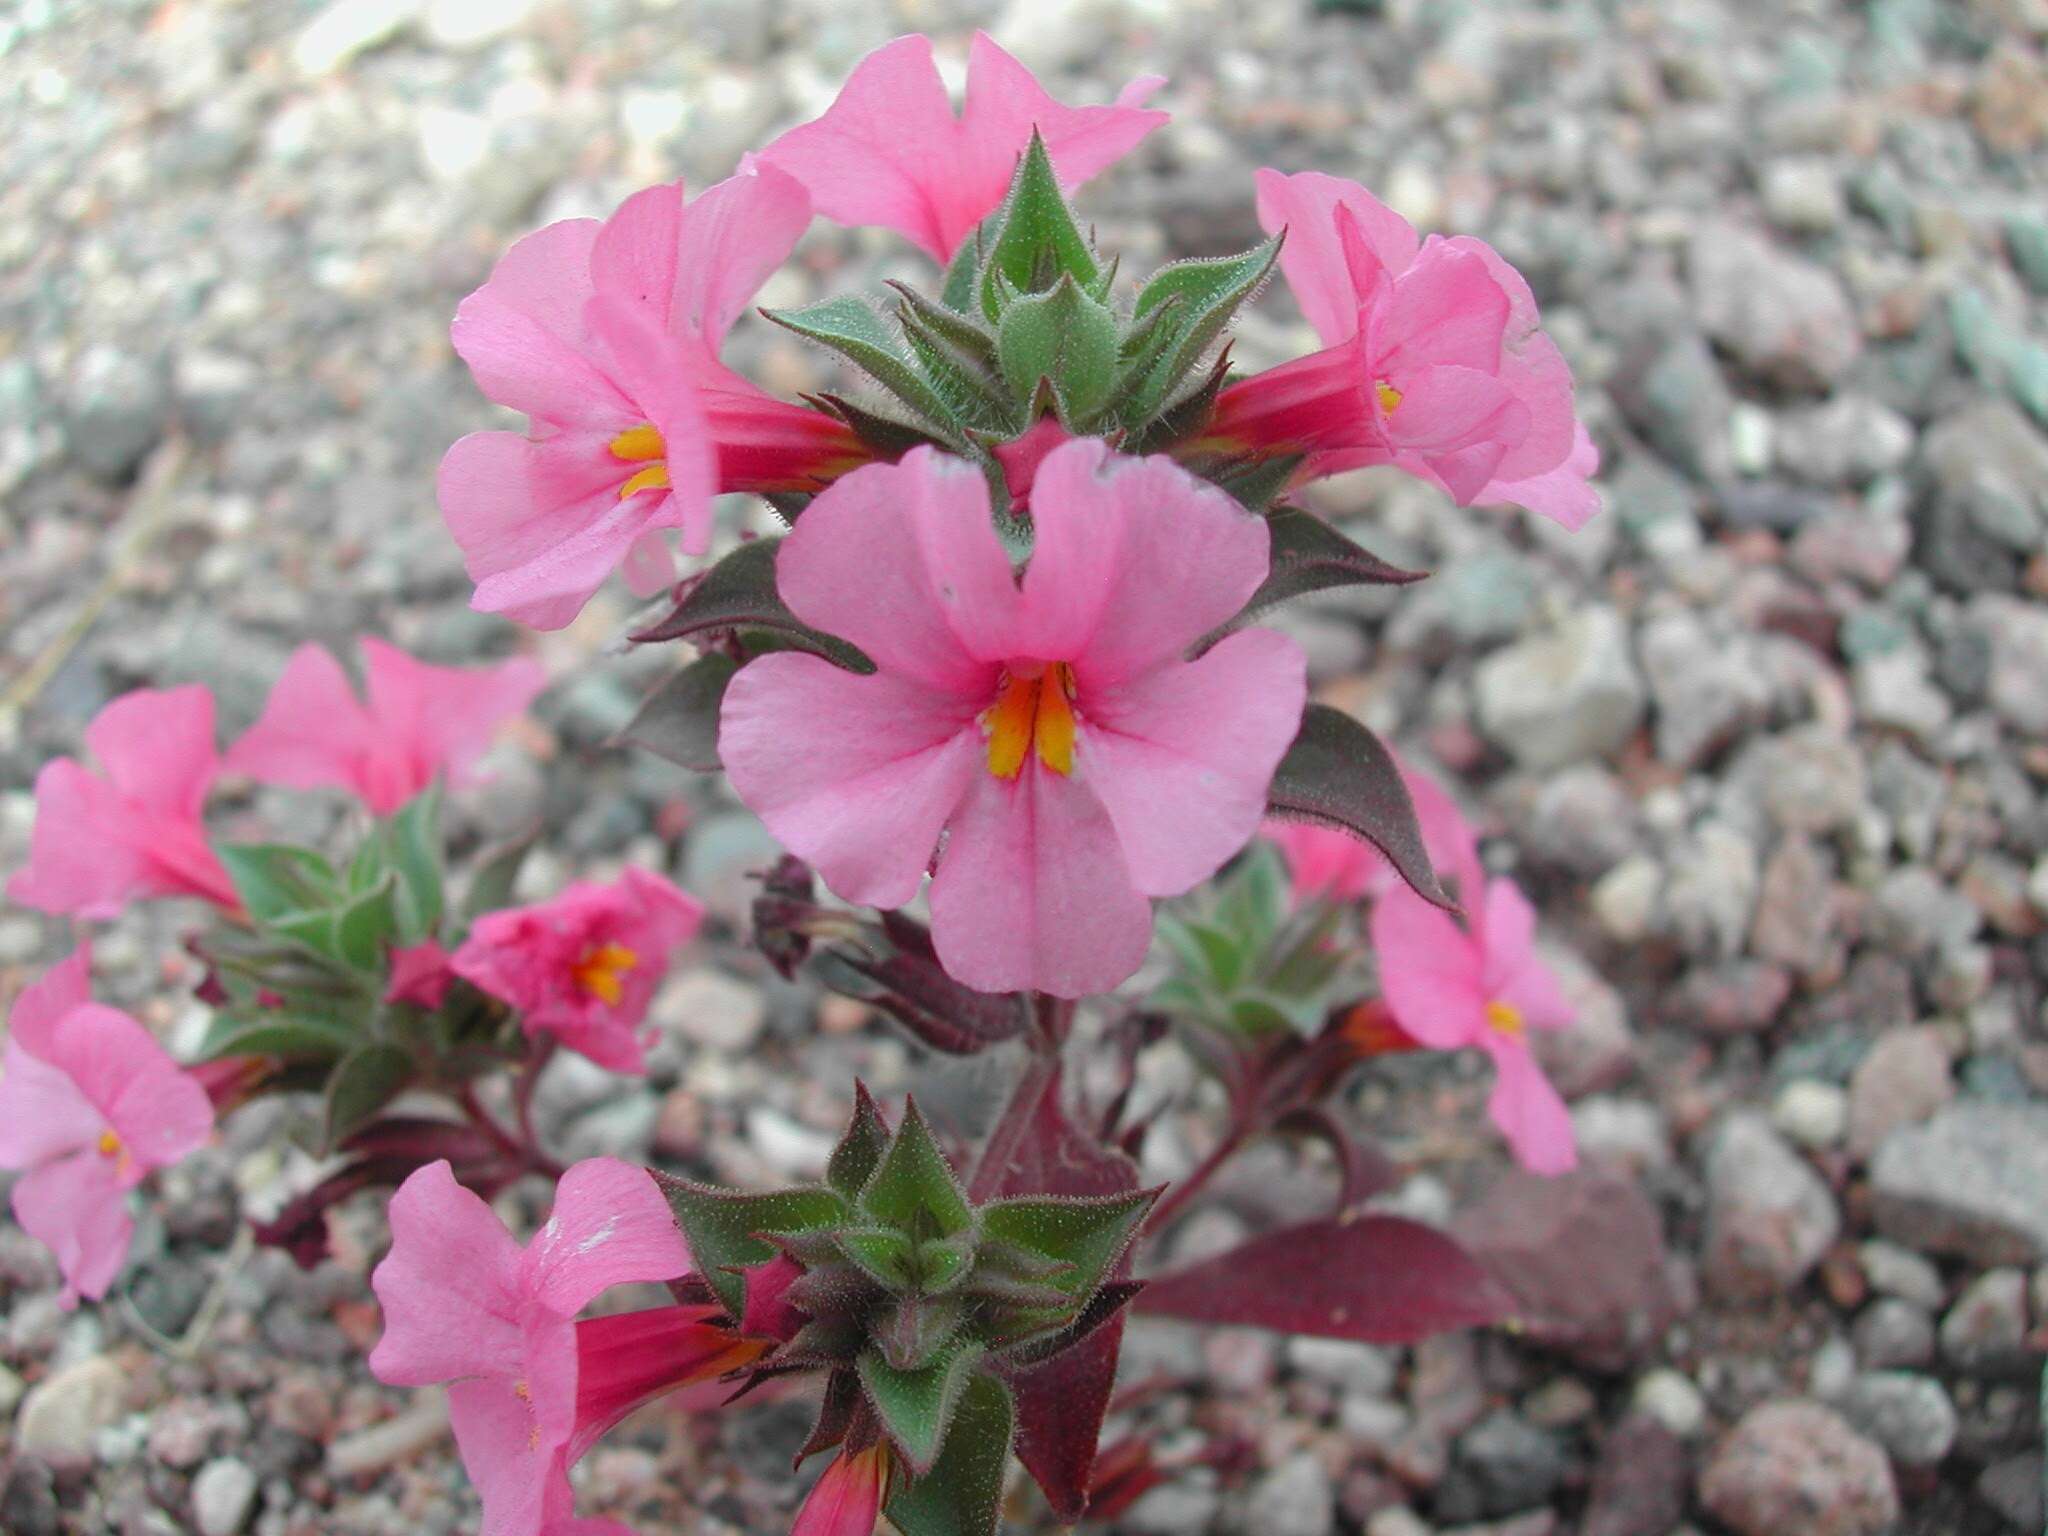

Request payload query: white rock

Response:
[291,0,420,75]
[1633,1367,1709,1438]
[1773,1079,1849,1149]
[423,0,537,47]
[17,1355,126,1462]
[192,1457,259,1536]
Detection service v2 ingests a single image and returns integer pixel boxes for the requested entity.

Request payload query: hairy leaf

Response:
[1267,706,1451,908]
[995,275,1120,423]
[1122,235,1281,421]
[827,1082,892,1200]
[979,131,1098,322]
[321,1042,416,1151]
[858,1338,986,1475]
[980,1191,1156,1307]
[218,843,341,929]
[619,652,737,773]
[860,1100,973,1239]
[630,538,873,673]
[654,1177,849,1317]
[765,294,965,440]
[884,1372,1016,1536]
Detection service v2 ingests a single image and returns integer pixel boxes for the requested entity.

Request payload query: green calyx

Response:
[760,128,1280,479]
[657,1086,1156,1535]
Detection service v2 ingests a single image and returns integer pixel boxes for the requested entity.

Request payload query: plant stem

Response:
[968,1049,1058,1202]
[1143,1121,1250,1238]
[513,1034,558,1156]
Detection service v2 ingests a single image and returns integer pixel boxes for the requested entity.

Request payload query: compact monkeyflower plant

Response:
[1,28,1610,1536]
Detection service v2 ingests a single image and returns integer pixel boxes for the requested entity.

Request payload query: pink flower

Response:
[1266,757,1483,907]
[0,948,213,1307]
[437,165,865,629]
[791,1443,891,1536]
[385,940,456,1009]
[719,440,1307,998]
[1370,875,1578,1175]
[449,869,704,1072]
[1207,170,1598,531]
[7,686,238,918]
[227,638,543,816]
[757,32,1167,264]
[369,1158,723,1536]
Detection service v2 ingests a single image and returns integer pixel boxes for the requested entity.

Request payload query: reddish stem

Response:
[1142,1120,1251,1239]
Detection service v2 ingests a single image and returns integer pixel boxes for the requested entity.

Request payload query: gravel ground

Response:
[3,0,2048,1532]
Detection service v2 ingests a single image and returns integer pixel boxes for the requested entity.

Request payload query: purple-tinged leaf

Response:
[630,537,873,673]
[1274,1106,1400,1217]
[1136,1216,1512,1342]
[1266,706,1452,908]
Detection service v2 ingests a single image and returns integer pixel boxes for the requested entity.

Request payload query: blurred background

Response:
[2,0,2047,1533]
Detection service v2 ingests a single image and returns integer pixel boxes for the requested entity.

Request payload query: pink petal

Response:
[771,449,1016,694]
[620,529,675,597]
[928,763,1153,998]
[438,429,661,630]
[1437,235,1580,485]
[1381,366,1526,504]
[669,164,813,354]
[1405,763,1487,911]
[1368,887,1487,1052]
[385,940,455,1009]
[1021,440,1273,684]
[1265,820,1386,904]
[1375,245,1510,378]
[450,1374,575,1536]
[1079,628,1306,895]
[360,638,546,807]
[225,643,376,799]
[791,1445,890,1536]
[368,1161,527,1387]
[1480,1034,1578,1175]
[1477,422,1602,532]
[5,761,151,918]
[585,295,719,556]
[525,1157,691,1318]
[59,1005,212,1172]
[1254,169,1421,346]
[5,944,93,1054]
[587,182,685,333]
[755,35,965,262]
[1478,880,1577,1034]
[84,686,220,818]
[719,652,984,910]
[0,1038,104,1170]
[12,1152,132,1309]
[759,32,1165,264]
[569,1304,753,1460]
[614,867,705,958]
[451,217,633,430]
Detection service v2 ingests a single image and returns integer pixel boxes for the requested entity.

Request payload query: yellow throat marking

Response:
[983,664,1078,780]
[572,943,640,1006]
[1484,999,1525,1037]
[1376,380,1405,415]
[609,423,670,499]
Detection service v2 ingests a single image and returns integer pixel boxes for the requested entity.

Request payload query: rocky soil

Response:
[3,0,2047,1533]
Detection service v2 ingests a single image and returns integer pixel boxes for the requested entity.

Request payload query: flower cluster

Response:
[3,637,705,1302]
[3,27,1607,1536]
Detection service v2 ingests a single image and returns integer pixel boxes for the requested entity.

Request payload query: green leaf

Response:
[940,227,984,312]
[195,1012,359,1064]
[916,1232,975,1296]
[619,652,737,773]
[979,131,1098,323]
[995,275,1121,424]
[1155,914,1249,993]
[859,1100,973,1239]
[1267,705,1452,909]
[654,1177,849,1316]
[978,1189,1157,1306]
[1216,841,1290,953]
[827,1083,892,1200]
[899,310,1018,434]
[462,833,534,924]
[322,1042,416,1150]
[764,295,966,440]
[839,1226,916,1289]
[218,844,341,928]
[334,871,401,972]
[888,281,1001,368]
[1121,234,1282,422]
[630,537,874,674]
[385,786,445,943]
[858,1338,986,1474]
[885,1372,1015,1536]
[874,1293,968,1372]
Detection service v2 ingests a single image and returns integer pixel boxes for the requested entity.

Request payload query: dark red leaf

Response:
[1266,706,1452,909]
[1136,1216,1511,1342]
